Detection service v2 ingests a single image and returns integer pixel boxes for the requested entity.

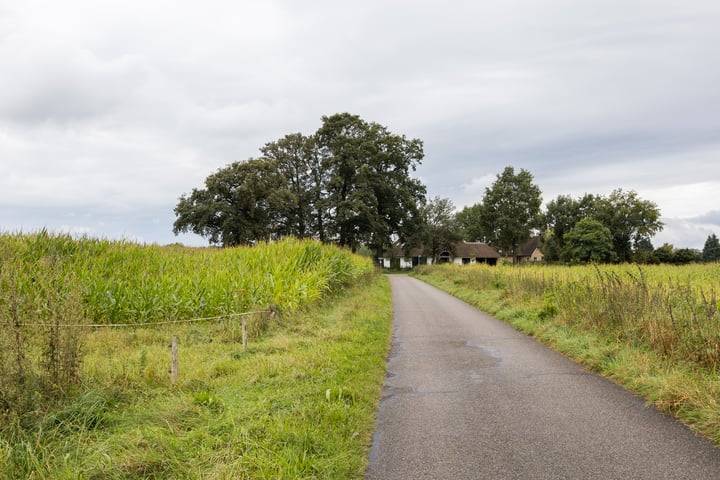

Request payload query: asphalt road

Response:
[365,275,720,479]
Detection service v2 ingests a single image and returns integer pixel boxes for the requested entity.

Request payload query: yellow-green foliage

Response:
[416,262,720,369]
[0,271,393,479]
[0,231,372,419]
[1,231,372,323]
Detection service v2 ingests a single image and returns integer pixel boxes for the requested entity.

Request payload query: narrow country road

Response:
[365,275,720,479]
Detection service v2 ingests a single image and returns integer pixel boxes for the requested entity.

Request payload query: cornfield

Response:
[0,231,373,418]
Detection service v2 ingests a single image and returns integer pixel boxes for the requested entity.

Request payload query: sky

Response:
[1,1,719,249]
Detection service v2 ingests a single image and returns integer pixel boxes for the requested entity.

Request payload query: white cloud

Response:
[654,217,718,250]
[1,0,719,248]
[451,175,496,209]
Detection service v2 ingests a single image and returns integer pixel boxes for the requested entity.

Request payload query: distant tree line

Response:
[451,168,663,264]
[452,170,715,265]
[539,189,665,263]
[174,114,713,265]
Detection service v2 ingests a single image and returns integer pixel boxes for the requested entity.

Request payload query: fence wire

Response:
[14,308,272,329]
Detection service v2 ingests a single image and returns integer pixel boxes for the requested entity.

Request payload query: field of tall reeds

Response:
[1,232,385,478]
[414,262,720,443]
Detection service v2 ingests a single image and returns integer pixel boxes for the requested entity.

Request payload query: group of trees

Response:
[645,235,720,265]
[175,113,715,265]
[173,113,426,257]
[450,166,542,260]
[539,190,664,263]
[454,168,664,264]
[456,174,717,265]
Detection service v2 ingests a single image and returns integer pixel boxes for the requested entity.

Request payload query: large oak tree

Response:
[173,113,426,252]
[173,158,290,246]
[315,113,426,255]
[260,133,323,240]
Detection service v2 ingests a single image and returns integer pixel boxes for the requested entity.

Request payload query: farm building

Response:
[380,246,430,269]
[438,241,500,266]
[381,241,500,269]
[516,236,544,263]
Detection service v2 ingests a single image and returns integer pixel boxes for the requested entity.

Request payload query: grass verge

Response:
[413,266,720,446]
[0,273,392,479]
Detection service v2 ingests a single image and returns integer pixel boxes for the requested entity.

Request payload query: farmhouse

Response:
[380,246,429,269]
[381,241,500,269]
[516,236,544,263]
[439,241,500,266]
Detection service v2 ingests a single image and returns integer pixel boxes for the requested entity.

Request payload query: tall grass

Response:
[0,232,373,424]
[0,271,392,479]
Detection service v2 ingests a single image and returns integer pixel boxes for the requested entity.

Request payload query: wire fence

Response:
[2,306,282,396]
[14,309,273,329]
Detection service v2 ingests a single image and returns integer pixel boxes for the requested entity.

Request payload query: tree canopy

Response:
[541,189,663,263]
[173,158,289,245]
[562,218,618,263]
[478,166,542,260]
[594,189,663,262]
[315,113,426,256]
[412,196,463,262]
[174,113,426,253]
[541,193,599,258]
[449,168,667,265]
[703,233,720,262]
[259,133,321,240]
[455,203,484,242]
[175,140,674,266]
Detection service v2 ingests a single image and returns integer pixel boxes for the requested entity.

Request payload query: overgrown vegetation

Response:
[413,263,720,443]
[1,270,391,478]
[0,231,376,466]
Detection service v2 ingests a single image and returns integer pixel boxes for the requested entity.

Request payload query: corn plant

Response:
[0,232,372,424]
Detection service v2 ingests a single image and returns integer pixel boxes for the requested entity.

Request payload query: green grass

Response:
[413,263,720,445]
[0,273,393,479]
[0,233,373,418]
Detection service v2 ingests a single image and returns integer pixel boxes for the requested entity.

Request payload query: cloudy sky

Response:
[1,1,719,248]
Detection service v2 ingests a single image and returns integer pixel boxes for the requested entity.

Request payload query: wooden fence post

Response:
[171,334,179,383]
[242,319,247,352]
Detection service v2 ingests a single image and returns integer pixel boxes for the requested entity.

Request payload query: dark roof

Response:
[518,236,541,257]
[387,241,500,259]
[453,241,501,259]
[387,246,424,257]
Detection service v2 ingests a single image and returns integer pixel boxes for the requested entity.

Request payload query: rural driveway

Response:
[365,275,720,479]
